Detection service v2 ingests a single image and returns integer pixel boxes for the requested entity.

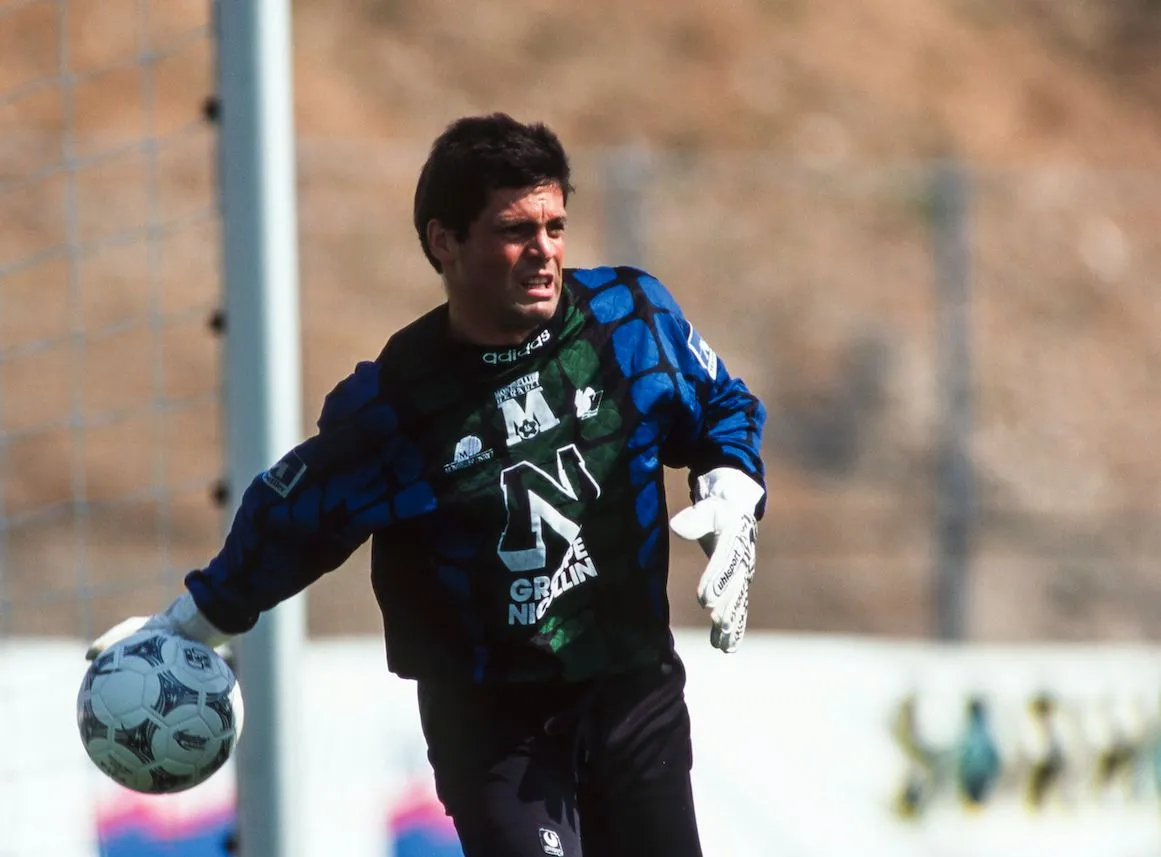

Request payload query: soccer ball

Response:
[77,629,244,794]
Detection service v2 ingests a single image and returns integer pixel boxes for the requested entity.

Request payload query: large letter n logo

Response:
[497,444,600,573]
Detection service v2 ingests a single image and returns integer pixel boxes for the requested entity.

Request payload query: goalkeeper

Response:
[89,113,767,857]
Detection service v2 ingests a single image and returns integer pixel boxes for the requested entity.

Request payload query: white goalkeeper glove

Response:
[669,467,764,654]
[85,591,232,661]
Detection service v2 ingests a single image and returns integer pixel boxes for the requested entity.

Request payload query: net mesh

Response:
[0,3,221,849]
[0,0,222,641]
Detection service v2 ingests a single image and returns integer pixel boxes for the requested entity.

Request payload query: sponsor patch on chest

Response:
[494,372,560,445]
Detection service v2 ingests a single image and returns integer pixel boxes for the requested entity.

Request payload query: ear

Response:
[426,220,458,272]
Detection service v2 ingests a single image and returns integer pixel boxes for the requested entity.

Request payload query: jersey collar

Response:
[446,288,573,371]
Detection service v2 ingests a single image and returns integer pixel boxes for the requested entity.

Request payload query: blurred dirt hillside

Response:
[2,0,1161,642]
[289,0,1161,163]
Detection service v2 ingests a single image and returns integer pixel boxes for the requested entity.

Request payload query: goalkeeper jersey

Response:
[186,266,766,684]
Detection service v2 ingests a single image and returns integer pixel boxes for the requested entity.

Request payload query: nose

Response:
[527,227,554,259]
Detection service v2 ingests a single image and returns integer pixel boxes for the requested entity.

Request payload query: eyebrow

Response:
[494,213,568,228]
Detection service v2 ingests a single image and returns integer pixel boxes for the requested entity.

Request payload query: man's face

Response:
[432,183,567,345]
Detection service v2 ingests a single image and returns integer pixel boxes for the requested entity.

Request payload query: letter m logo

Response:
[500,387,560,446]
[497,444,600,573]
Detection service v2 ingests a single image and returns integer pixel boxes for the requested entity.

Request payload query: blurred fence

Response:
[0,0,220,644]
[294,144,1161,643]
[3,134,1160,644]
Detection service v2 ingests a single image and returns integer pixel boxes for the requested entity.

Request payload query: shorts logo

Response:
[574,387,602,420]
[261,452,307,498]
[538,827,565,856]
[444,434,494,473]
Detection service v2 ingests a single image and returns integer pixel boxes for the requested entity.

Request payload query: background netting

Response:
[0,0,222,644]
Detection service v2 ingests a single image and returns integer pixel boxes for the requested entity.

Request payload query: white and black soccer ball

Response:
[77,629,244,794]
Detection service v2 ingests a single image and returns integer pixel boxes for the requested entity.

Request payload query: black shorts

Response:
[416,654,702,857]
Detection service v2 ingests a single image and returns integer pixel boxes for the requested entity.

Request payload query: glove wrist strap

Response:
[148,592,233,649]
[694,467,765,511]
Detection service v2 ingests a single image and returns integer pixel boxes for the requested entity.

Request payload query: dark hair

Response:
[413,113,574,272]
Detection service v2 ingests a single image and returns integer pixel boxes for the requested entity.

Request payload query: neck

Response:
[447,304,539,347]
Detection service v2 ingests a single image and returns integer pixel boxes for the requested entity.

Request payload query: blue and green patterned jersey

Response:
[186,267,766,684]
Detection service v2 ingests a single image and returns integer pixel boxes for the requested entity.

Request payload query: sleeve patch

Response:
[261,452,308,498]
[686,323,719,378]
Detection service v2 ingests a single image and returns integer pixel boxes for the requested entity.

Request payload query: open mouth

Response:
[519,274,556,297]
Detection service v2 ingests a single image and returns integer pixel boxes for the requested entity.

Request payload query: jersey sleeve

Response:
[635,270,768,514]
[184,359,434,634]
